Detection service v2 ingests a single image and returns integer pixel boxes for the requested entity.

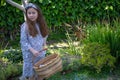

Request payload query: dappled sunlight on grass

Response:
[49,42,68,48]
[48,40,80,49]
[47,40,81,55]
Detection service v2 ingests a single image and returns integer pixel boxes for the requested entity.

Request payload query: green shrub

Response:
[5,64,22,78]
[0,58,22,80]
[84,22,120,64]
[0,70,6,80]
[0,59,6,80]
[2,48,22,63]
[1,0,120,43]
[81,42,116,73]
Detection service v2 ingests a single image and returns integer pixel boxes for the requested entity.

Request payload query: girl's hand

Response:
[29,48,40,57]
[33,51,40,57]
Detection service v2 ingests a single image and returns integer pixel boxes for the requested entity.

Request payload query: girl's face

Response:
[27,8,38,22]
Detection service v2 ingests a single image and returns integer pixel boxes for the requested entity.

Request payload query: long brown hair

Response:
[25,3,49,37]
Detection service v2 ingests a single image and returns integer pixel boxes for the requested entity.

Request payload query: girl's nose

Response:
[30,14,33,16]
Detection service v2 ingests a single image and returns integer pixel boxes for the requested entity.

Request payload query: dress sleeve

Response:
[20,23,32,51]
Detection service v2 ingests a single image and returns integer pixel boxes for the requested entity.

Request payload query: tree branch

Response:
[6,0,25,12]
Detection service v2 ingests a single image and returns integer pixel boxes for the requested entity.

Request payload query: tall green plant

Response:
[65,32,80,55]
[83,21,120,64]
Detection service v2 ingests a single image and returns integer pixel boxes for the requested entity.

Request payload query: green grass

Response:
[9,67,120,80]
[47,67,120,80]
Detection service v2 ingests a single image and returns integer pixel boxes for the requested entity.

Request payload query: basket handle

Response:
[32,48,48,63]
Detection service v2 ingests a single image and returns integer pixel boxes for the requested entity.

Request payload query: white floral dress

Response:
[20,22,47,78]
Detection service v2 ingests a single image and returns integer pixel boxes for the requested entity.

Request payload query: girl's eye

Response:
[28,12,32,14]
[28,12,36,15]
[32,12,36,14]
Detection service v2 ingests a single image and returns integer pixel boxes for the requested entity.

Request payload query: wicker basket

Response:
[33,53,63,79]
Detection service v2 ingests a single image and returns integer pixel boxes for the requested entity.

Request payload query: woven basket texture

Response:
[33,53,63,78]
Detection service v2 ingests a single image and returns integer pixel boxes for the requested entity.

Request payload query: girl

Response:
[20,3,49,80]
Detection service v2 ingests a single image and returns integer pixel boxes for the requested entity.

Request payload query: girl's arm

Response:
[20,23,32,51]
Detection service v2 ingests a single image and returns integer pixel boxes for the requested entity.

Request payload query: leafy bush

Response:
[84,22,120,64]
[0,58,22,80]
[2,48,22,63]
[80,42,116,73]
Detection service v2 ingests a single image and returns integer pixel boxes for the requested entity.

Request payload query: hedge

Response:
[0,0,120,41]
